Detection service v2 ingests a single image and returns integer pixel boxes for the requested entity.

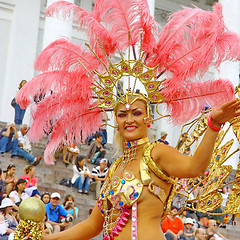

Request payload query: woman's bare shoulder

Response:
[151,141,177,163]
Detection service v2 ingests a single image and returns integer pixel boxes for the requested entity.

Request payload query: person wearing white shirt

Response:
[9,179,29,211]
[91,158,109,199]
[71,156,92,194]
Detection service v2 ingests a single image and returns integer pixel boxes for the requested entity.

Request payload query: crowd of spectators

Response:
[161,205,229,240]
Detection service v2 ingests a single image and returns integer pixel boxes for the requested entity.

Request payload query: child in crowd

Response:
[183,218,195,240]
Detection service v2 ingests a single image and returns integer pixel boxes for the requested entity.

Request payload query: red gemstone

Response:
[106,80,111,84]
[103,92,109,96]
[112,231,119,236]
[149,84,154,89]
[124,205,131,209]
[135,67,139,72]
[105,101,111,105]
[144,74,149,79]
[124,211,130,217]
[119,221,125,227]
[152,95,157,100]
[123,66,128,71]
[116,225,122,231]
[112,70,117,76]
[110,235,114,240]
[121,216,128,222]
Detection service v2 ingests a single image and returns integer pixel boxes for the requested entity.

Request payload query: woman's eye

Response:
[133,111,142,116]
[117,113,126,118]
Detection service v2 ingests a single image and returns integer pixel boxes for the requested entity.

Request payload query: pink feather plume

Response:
[138,0,159,53]
[148,3,240,81]
[99,0,142,50]
[162,79,235,124]
[45,1,118,55]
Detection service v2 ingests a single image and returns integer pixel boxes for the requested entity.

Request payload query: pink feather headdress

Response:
[16,0,240,164]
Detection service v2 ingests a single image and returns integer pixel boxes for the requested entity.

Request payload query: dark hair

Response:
[63,194,75,206]
[16,179,27,192]
[75,155,85,172]
[41,192,50,204]
[0,207,7,216]
[7,164,15,171]
[0,168,2,175]
[95,133,102,139]
[171,205,178,211]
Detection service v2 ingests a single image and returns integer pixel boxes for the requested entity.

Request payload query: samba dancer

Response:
[15,0,240,239]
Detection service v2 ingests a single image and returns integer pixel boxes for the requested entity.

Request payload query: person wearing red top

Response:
[161,206,187,240]
[20,166,37,188]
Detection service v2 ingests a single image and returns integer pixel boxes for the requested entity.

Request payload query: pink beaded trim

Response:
[131,202,138,240]
[103,205,131,240]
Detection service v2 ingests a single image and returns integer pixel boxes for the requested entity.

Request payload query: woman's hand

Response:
[211,99,240,127]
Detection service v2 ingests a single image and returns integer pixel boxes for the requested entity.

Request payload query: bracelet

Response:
[207,114,223,132]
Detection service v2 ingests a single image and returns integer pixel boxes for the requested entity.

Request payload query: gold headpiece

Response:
[79,36,165,117]
[91,57,165,111]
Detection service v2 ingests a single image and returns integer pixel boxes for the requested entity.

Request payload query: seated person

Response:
[20,166,41,197]
[17,124,42,166]
[91,158,109,199]
[161,206,187,240]
[41,192,51,205]
[157,131,169,145]
[71,156,92,194]
[207,219,225,240]
[61,142,80,165]
[86,133,106,164]
[183,218,195,240]
[9,179,29,211]
[0,123,18,157]
[0,198,18,240]
[2,164,18,196]
[0,168,7,201]
[61,195,78,220]
[45,192,73,233]
[195,228,207,240]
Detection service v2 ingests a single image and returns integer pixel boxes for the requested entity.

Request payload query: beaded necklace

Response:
[121,137,149,169]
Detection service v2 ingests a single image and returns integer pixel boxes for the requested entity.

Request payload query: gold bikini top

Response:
[98,142,176,215]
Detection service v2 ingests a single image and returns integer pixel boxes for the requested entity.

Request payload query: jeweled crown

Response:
[90,53,165,111]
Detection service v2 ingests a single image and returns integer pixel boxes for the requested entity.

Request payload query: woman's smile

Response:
[125,125,137,131]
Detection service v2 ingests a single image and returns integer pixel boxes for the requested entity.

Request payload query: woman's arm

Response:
[153,100,240,179]
[42,203,104,240]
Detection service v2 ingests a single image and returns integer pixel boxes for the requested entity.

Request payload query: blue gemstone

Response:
[110,190,114,195]
[101,210,104,214]
[119,201,123,206]
[121,179,125,184]
[216,155,220,160]
[214,177,218,181]
[207,200,211,205]
[101,193,104,198]
[134,192,139,198]
[127,142,131,147]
